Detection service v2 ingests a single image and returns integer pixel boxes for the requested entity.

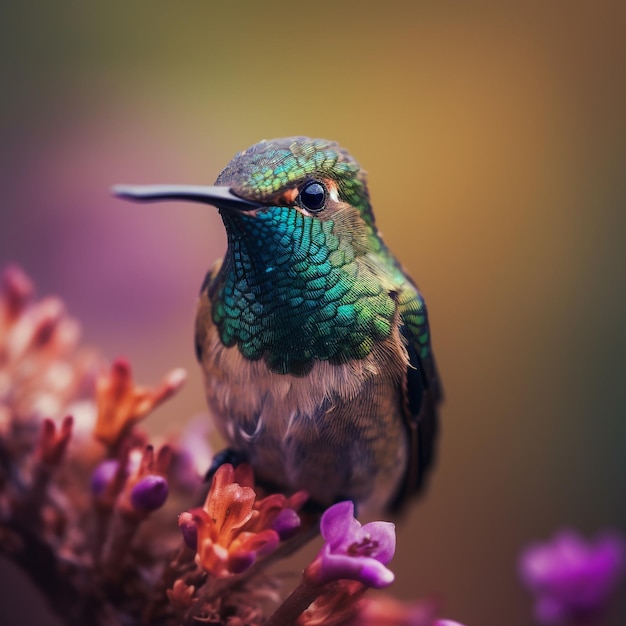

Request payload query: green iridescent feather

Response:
[209,136,434,377]
[216,136,375,228]
[212,207,396,374]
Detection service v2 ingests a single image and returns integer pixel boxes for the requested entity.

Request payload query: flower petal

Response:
[360,520,396,564]
[227,529,280,573]
[320,501,360,549]
[272,508,301,540]
[319,549,395,589]
[178,511,198,549]
[232,529,280,558]
[90,459,120,497]
[130,474,169,511]
[357,558,395,588]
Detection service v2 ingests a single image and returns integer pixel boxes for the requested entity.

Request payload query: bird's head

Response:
[114,136,379,251]
[114,137,394,373]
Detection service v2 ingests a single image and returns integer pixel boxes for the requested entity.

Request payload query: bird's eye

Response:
[298,181,326,212]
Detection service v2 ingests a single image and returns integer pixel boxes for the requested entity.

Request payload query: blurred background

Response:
[1,1,625,624]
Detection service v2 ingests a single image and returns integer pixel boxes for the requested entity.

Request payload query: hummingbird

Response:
[114,137,442,514]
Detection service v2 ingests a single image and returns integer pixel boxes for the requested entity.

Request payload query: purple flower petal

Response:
[227,550,257,574]
[130,474,169,511]
[178,511,198,549]
[319,547,395,588]
[272,507,301,540]
[90,459,120,496]
[320,501,360,549]
[360,520,396,564]
[355,556,395,588]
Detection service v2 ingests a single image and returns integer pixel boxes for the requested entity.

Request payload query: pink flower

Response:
[183,463,307,578]
[519,529,625,624]
[130,473,168,512]
[0,265,96,425]
[92,444,172,516]
[116,444,172,518]
[305,501,396,589]
[94,357,186,449]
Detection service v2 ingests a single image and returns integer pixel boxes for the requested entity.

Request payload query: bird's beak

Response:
[112,184,262,212]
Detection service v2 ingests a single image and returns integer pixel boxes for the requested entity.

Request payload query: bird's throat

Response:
[211,208,395,375]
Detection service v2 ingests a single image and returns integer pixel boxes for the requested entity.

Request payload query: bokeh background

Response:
[1,2,625,624]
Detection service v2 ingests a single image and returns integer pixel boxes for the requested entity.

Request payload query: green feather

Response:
[209,136,435,377]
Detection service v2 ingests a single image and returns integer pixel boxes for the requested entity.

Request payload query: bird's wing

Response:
[390,287,442,511]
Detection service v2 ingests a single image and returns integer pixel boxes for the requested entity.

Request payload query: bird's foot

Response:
[204,447,248,483]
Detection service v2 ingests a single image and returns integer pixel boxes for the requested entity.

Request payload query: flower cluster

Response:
[4,264,623,626]
[266,501,461,626]
[94,356,186,452]
[0,266,195,621]
[0,265,97,438]
[180,462,307,577]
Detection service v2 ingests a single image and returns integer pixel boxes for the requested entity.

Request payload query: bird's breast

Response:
[196,293,410,511]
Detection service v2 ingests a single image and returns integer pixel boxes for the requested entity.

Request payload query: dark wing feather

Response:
[389,290,442,512]
[195,260,222,362]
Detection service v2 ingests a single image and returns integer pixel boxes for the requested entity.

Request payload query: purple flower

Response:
[272,507,302,540]
[305,501,396,589]
[90,459,120,496]
[130,474,169,511]
[178,511,198,549]
[519,529,625,624]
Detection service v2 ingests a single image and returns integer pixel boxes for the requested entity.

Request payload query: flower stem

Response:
[264,579,324,626]
[100,510,140,581]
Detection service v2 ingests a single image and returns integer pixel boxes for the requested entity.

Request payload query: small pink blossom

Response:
[305,501,396,589]
[519,529,625,624]
[183,463,307,578]
[116,444,172,518]
[130,473,168,511]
